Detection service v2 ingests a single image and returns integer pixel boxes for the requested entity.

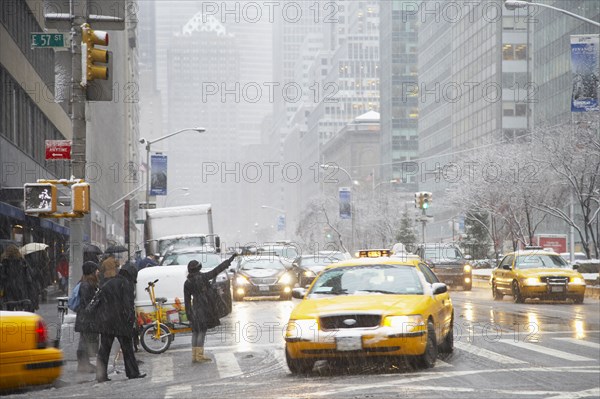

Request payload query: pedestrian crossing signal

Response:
[24,183,57,214]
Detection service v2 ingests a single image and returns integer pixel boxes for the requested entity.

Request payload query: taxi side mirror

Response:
[502,265,511,270]
[292,287,306,299]
[432,283,448,295]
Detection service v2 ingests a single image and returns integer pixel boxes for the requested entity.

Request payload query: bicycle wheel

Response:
[140,323,172,354]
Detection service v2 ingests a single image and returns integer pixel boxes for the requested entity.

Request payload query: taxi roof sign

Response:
[357,249,391,258]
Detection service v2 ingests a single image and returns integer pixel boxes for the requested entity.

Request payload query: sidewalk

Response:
[37,285,137,386]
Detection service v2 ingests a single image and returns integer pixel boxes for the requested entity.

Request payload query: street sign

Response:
[45,140,72,160]
[139,203,156,209]
[31,33,66,48]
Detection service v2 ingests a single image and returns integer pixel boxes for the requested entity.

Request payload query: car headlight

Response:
[303,270,316,277]
[463,264,472,273]
[286,319,319,339]
[235,275,249,285]
[523,277,540,286]
[570,277,585,284]
[279,273,293,285]
[382,315,425,332]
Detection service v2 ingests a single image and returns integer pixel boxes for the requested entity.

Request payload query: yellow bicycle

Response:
[140,279,191,354]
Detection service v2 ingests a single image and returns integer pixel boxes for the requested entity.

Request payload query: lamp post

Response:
[140,128,205,210]
[504,1,600,27]
[320,164,357,252]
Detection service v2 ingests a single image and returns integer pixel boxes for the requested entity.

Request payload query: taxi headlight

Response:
[463,264,472,273]
[523,277,540,286]
[382,315,425,332]
[279,273,293,285]
[570,277,585,284]
[286,319,319,339]
[236,275,249,285]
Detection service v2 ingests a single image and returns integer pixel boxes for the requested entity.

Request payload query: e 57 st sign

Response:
[31,33,66,48]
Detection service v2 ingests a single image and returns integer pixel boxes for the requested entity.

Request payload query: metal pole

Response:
[570,188,575,263]
[68,0,87,295]
[145,142,151,209]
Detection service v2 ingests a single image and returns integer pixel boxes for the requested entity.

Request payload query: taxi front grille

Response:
[540,276,568,285]
[320,314,381,330]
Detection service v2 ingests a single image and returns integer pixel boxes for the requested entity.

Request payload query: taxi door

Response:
[494,255,515,293]
[418,263,452,339]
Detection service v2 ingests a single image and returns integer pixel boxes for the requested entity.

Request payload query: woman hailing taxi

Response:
[184,253,237,363]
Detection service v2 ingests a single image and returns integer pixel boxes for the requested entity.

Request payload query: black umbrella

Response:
[84,243,103,255]
[105,244,128,254]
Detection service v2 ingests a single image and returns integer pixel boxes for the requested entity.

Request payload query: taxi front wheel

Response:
[413,321,437,369]
[285,348,314,375]
[512,281,525,304]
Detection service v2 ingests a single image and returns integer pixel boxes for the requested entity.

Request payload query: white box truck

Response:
[144,204,220,256]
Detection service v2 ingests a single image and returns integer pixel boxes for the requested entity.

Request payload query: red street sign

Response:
[45,140,72,160]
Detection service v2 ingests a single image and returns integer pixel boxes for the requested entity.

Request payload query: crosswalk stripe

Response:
[499,340,594,362]
[214,352,243,379]
[150,356,173,383]
[455,341,526,364]
[553,338,600,351]
[164,385,192,398]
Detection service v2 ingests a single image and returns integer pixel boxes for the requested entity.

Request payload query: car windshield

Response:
[308,265,423,296]
[515,254,568,269]
[423,247,463,261]
[241,258,286,270]
[161,252,222,270]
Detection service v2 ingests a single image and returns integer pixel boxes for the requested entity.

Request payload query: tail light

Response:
[36,319,48,349]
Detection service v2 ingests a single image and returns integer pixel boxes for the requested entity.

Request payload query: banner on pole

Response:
[150,154,168,196]
[339,187,352,220]
[571,34,599,112]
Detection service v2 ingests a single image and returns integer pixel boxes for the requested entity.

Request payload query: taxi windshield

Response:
[515,254,568,269]
[308,265,423,296]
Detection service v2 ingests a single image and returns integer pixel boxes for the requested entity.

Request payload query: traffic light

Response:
[422,192,432,209]
[71,182,90,214]
[415,192,422,208]
[24,183,57,214]
[81,23,109,86]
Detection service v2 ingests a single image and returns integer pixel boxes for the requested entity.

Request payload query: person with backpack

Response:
[74,261,100,373]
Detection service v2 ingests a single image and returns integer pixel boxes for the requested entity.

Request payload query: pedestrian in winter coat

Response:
[56,254,69,294]
[93,262,145,382]
[75,261,100,373]
[0,245,36,311]
[184,253,237,363]
[98,255,119,286]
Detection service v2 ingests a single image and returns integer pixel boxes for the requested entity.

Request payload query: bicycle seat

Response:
[156,297,168,304]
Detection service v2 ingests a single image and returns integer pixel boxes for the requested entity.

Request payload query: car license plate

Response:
[336,336,362,351]
[551,286,565,293]
[259,285,269,292]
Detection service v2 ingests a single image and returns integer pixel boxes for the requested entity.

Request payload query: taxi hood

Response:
[291,294,430,319]
[517,268,582,278]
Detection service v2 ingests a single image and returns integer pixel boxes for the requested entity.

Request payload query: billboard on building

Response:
[571,34,599,112]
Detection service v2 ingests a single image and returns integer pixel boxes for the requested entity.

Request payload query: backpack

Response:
[67,282,81,311]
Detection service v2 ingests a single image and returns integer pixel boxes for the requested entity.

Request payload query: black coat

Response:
[0,258,35,309]
[91,274,136,337]
[184,257,233,332]
[74,279,98,333]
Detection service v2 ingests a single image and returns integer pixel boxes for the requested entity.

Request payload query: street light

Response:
[504,1,600,27]
[320,164,356,252]
[140,127,205,209]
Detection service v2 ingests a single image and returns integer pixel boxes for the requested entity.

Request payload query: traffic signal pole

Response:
[68,1,88,295]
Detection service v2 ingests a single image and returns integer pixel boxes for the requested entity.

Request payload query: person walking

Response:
[184,253,237,363]
[93,262,145,382]
[0,244,36,311]
[75,261,100,373]
[56,254,69,295]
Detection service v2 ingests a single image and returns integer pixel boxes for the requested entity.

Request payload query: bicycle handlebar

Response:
[144,279,160,292]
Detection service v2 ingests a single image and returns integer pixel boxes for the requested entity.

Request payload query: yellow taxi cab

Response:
[490,247,586,304]
[0,310,64,391]
[285,251,454,374]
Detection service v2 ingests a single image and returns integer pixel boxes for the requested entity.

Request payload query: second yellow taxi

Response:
[285,252,454,374]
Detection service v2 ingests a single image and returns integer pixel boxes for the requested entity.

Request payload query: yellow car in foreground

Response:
[0,311,63,391]
[490,247,586,304]
[285,257,454,374]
